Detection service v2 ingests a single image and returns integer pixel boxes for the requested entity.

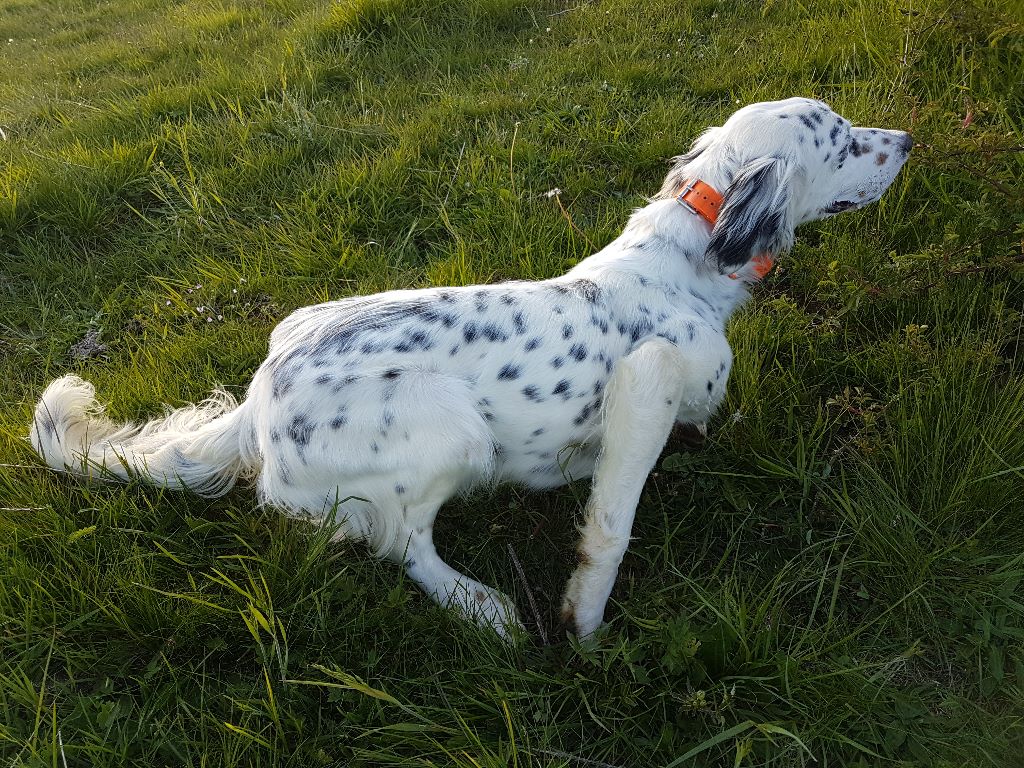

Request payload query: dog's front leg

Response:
[561,337,686,638]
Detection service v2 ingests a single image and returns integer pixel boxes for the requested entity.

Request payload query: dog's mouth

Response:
[823,199,859,214]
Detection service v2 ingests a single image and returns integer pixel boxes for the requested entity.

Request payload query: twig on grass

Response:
[442,141,467,208]
[507,542,549,645]
[548,189,597,252]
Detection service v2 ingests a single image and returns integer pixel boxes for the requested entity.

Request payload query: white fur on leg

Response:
[401,528,522,639]
[562,338,686,637]
[383,491,523,640]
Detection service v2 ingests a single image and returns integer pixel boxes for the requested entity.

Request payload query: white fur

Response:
[30,98,911,638]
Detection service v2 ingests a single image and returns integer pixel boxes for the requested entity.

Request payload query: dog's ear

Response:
[706,156,796,273]
[656,128,721,199]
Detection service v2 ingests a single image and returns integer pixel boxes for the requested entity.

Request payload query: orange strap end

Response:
[750,254,775,279]
[728,255,775,281]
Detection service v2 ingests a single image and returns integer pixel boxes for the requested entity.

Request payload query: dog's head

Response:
[659,97,913,274]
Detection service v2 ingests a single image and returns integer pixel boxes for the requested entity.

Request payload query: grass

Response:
[1,0,1023,764]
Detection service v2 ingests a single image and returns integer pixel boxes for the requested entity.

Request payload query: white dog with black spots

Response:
[31,98,912,639]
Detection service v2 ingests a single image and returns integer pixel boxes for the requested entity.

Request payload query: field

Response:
[1,0,1023,765]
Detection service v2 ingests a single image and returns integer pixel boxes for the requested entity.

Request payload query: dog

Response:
[30,98,912,639]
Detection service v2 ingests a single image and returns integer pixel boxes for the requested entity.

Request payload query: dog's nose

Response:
[899,132,914,153]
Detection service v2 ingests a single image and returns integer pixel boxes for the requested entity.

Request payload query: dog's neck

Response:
[566,198,752,328]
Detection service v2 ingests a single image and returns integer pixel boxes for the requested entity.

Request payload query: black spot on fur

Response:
[562,324,574,340]
[590,315,609,334]
[449,345,460,356]
[288,414,315,447]
[524,337,542,351]
[315,374,332,386]
[271,364,296,400]
[799,114,816,130]
[628,319,654,344]
[850,140,871,158]
[383,369,401,379]
[463,322,479,343]
[482,323,509,342]
[500,293,516,306]
[569,343,587,361]
[394,329,434,353]
[512,312,527,335]
[395,484,406,495]
[371,441,380,453]
[522,385,543,402]
[531,427,545,436]
[830,124,841,144]
[552,379,571,396]
[707,381,714,393]
[551,356,565,369]
[438,291,456,303]
[270,429,282,444]
[573,402,596,425]
[497,364,521,380]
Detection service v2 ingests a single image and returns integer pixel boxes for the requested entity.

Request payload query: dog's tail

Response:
[30,374,257,497]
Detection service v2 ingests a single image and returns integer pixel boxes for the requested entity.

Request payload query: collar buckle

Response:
[674,179,701,217]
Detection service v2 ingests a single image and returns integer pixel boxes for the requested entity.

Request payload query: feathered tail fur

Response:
[30,375,256,497]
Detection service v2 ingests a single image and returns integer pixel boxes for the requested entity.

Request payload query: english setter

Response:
[31,98,912,639]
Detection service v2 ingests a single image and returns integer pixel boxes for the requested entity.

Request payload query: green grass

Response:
[1,0,1023,764]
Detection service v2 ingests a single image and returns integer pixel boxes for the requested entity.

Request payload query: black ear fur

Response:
[706,156,795,272]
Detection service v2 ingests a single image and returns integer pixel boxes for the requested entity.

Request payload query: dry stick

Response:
[442,141,467,208]
[916,144,1021,198]
[553,193,597,252]
[509,121,521,191]
[506,542,549,645]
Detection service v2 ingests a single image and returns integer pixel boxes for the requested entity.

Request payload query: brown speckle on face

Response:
[876,152,889,166]
[858,190,868,198]
[474,589,488,604]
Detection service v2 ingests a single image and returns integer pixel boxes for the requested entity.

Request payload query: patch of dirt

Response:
[68,329,108,361]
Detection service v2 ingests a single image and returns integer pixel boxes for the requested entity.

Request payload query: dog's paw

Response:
[560,569,610,638]
[461,585,525,642]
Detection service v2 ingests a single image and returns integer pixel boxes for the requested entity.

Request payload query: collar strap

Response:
[674,178,775,281]
[674,178,723,225]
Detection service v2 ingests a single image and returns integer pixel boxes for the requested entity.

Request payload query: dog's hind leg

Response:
[561,337,686,638]
[382,484,523,639]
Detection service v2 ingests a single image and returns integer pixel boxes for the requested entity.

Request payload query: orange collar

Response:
[674,178,775,281]
[674,178,723,224]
